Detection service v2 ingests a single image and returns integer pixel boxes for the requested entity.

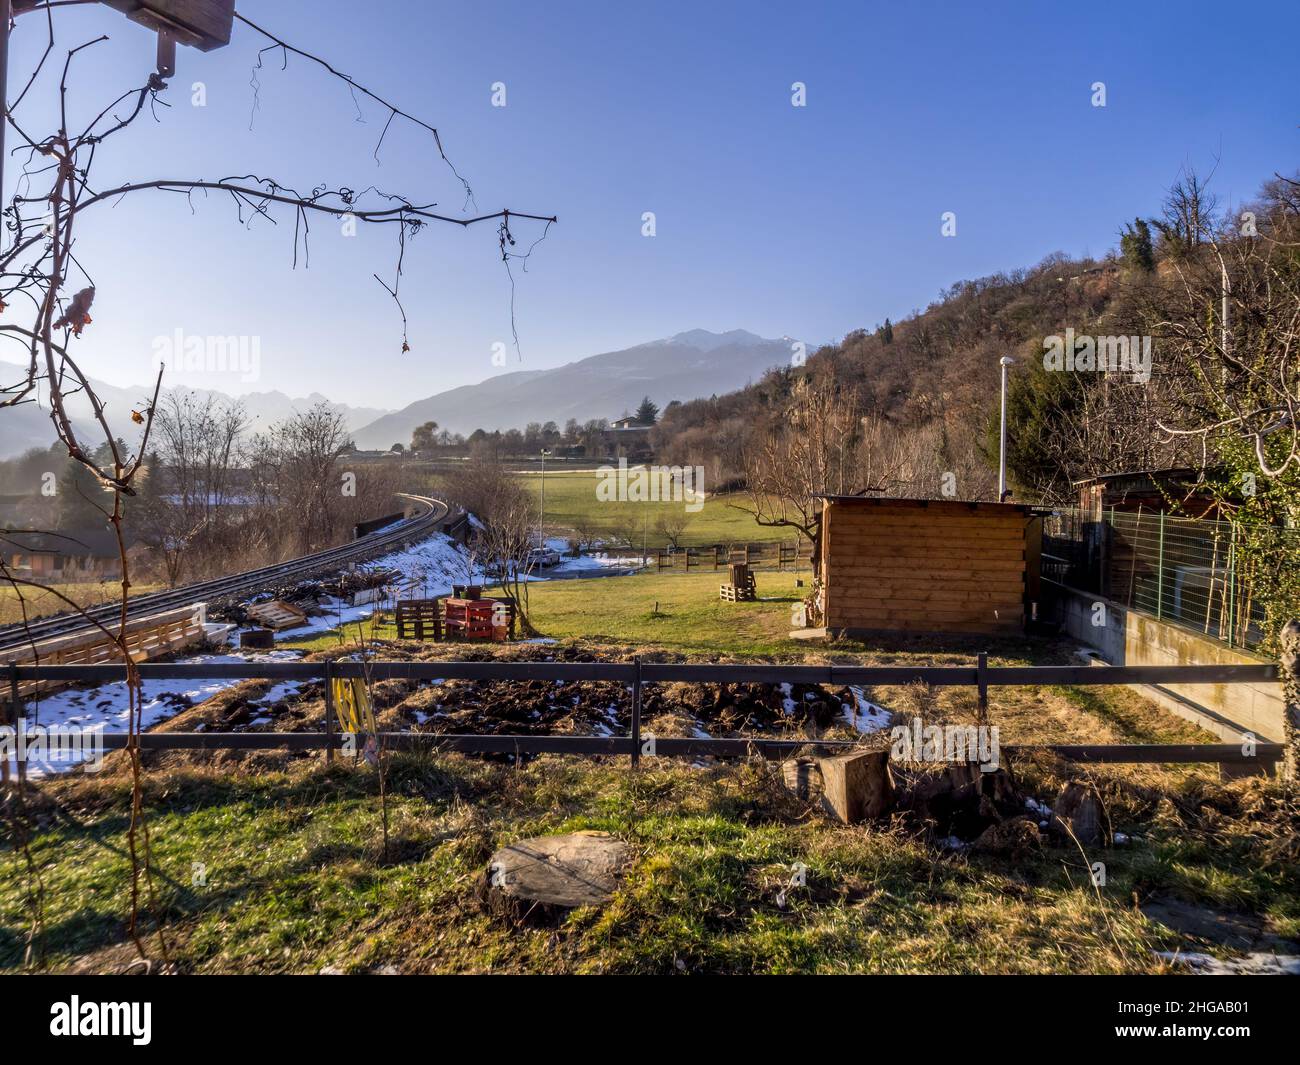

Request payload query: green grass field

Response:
[11,750,1292,974]
[523,569,808,655]
[517,468,789,547]
[9,546,1296,974]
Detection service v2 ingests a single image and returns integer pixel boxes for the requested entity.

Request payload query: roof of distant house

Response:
[1,527,131,556]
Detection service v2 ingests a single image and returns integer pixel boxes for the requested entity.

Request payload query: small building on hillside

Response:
[818,496,1043,636]
[602,420,653,460]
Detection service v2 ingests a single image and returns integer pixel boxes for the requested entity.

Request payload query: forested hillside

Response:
[655,166,1299,516]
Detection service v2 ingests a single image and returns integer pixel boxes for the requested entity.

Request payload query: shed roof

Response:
[817,495,1044,515]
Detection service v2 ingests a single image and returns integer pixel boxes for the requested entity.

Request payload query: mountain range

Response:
[0,373,391,460]
[349,329,798,449]
[0,329,799,458]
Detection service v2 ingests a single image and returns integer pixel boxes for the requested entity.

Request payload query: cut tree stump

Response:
[1052,781,1104,846]
[480,831,629,925]
[783,749,894,824]
[973,816,1041,858]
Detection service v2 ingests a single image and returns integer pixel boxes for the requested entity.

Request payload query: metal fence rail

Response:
[1043,507,1298,651]
[4,658,1287,768]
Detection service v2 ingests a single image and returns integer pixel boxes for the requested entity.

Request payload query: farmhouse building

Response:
[0,527,129,580]
[818,496,1043,636]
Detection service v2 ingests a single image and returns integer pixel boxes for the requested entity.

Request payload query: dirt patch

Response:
[1142,897,1299,953]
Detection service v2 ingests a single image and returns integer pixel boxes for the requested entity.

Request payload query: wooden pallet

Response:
[719,576,757,602]
[395,598,442,641]
[444,597,508,641]
[246,599,308,631]
[485,596,517,640]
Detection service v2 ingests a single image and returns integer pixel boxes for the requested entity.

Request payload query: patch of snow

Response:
[548,551,647,576]
[9,648,304,777]
[1155,951,1300,975]
[845,686,893,734]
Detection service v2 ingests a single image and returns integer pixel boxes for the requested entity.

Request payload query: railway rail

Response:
[0,493,452,651]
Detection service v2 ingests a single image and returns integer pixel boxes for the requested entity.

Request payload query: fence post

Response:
[2,663,14,786]
[1227,527,1237,648]
[1156,512,1165,619]
[976,651,989,728]
[1280,620,1300,784]
[323,659,335,765]
[630,656,642,768]
[9,663,22,789]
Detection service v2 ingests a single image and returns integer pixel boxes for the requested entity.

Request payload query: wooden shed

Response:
[818,497,1042,636]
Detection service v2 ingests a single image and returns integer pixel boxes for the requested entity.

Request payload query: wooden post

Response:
[630,656,642,768]
[1,662,13,786]
[10,663,21,790]
[976,651,989,728]
[323,659,335,765]
[1279,619,1300,783]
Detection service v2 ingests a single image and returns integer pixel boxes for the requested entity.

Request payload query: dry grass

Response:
[0,579,165,626]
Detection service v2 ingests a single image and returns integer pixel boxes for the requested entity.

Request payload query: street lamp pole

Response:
[998,356,1014,502]
[539,448,551,531]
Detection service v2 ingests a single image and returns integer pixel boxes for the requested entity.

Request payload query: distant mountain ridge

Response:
[1,329,798,458]
[350,328,798,449]
[0,370,391,459]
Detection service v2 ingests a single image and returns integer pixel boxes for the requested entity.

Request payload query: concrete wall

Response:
[1050,581,1283,742]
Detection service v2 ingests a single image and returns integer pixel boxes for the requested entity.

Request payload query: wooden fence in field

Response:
[4,657,1292,773]
[654,540,815,572]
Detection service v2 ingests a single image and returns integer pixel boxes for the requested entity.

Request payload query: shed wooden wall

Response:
[822,500,1031,634]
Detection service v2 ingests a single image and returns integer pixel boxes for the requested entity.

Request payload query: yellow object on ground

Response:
[331,677,377,734]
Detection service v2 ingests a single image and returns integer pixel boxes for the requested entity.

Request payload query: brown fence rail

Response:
[4,658,1286,768]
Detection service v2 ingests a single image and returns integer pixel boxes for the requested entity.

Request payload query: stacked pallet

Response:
[719,563,757,602]
[395,598,442,641]
[443,597,499,641]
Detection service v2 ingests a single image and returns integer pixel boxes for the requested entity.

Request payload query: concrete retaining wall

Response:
[1049,581,1283,742]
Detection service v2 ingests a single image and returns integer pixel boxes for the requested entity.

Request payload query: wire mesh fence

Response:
[1043,508,1298,651]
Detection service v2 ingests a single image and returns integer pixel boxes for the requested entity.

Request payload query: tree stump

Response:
[1052,781,1104,846]
[973,816,1041,859]
[783,749,894,823]
[480,831,629,925]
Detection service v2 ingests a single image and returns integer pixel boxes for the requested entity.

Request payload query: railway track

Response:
[0,493,452,651]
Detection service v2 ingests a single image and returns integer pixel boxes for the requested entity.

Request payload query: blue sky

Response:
[3,0,1297,408]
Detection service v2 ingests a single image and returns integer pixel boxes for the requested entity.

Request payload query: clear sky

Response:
[3,0,1297,409]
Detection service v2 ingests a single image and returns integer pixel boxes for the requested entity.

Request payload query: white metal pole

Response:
[998,356,1014,502]
[539,448,548,532]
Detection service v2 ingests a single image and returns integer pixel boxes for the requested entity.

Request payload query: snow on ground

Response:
[7,649,303,778]
[548,551,648,576]
[7,532,482,776]
[843,686,894,734]
[358,532,481,598]
[1155,951,1300,975]
[779,681,797,716]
